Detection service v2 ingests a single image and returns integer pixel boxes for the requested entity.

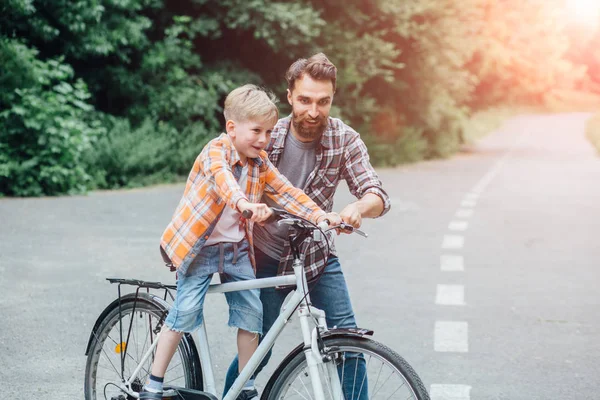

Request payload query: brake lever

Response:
[351,227,368,238]
[277,218,302,227]
[343,223,368,238]
[326,223,368,238]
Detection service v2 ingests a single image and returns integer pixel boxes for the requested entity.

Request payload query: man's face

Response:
[288,75,334,141]
[227,118,274,163]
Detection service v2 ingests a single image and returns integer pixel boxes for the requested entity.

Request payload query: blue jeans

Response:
[165,240,262,334]
[223,247,367,399]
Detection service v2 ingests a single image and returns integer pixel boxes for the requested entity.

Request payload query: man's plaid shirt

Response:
[160,133,325,276]
[265,116,391,281]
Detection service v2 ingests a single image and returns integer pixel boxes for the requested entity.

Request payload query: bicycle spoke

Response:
[382,381,405,400]
[369,362,385,398]
[340,354,346,399]
[98,316,155,387]
[370,369,395,398]
[351,354,359,400]
[140,314,152,363]
[96,360,121,375]
[106,332,146,367]
[290,384,313,400]
[95,336,122,379]
[98,347,152,383]
[165,360,184,376]
[132,313,140,367]
[165,373,186,383]
[320,365,336,400]
[269,339,426,400]
[86,298,198,400]
[355,354,372,400]
[296,370,314,400]
[133,312,155,381]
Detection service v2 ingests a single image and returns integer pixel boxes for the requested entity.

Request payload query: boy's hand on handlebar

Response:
[237,200,273,224]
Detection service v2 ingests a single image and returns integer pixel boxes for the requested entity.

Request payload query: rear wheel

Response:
[262,336,429,400]
[84,294,202,399]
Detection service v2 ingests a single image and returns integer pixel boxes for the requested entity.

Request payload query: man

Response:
[223,53,391,400]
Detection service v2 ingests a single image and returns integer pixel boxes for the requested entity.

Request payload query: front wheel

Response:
[262,335,429,400]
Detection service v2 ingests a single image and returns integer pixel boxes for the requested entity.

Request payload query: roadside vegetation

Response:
[586,113,600,154]
[2,0,599,196]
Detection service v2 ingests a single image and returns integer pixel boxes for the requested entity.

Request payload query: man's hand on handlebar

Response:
[317,212,342,229]
[339,202,362,230]
[318,212,358,235]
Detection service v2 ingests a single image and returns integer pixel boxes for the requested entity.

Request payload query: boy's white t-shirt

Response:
[204,164,248,246]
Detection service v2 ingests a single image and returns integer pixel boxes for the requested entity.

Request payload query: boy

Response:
[140,84,338,400]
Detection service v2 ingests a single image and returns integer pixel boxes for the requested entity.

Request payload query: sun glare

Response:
[565,0,600,29]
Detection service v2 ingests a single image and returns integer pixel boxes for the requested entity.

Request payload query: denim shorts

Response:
[164,239,262,334]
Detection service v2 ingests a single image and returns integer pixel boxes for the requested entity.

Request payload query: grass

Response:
[463,89,600,146]
[461,106,520,143]
[585,112,600,154]
[544,89,600,113]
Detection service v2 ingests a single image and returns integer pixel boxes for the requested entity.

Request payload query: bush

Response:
[84,117,217,189]
[363,126,428,167]
[0,39,104,196]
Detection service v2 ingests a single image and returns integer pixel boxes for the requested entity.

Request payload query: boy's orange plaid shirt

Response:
[160,133,325,276]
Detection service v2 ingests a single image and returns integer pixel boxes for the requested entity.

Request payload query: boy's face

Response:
[226,118,274,163]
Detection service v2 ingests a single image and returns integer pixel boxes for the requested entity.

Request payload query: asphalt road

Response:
[0,112,598,399]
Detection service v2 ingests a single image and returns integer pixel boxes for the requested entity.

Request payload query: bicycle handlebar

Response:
[241,209,253,219]
[241,208,367,237]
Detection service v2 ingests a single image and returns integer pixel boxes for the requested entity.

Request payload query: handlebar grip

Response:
[317,220,329,231]
[264,207,285,224]
[242,210,253,219]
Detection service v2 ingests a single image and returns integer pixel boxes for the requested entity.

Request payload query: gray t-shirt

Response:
[253,132,318,259]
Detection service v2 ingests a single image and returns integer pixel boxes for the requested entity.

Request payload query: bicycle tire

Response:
[262,335,429,400]
[84,293,202,400]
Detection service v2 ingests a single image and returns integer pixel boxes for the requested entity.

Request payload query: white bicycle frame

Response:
[119,257,344,400]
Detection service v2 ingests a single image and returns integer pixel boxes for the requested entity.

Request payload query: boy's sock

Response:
[144,374,164,392]
[242,378,255,390]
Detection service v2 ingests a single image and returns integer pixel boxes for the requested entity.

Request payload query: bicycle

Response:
[84,208,430,400]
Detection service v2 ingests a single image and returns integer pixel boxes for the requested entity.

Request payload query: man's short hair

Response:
[285,53,337,93]
[224,84,279,125]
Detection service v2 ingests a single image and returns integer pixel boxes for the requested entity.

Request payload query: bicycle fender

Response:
[260,327,373,400]
[84,292,168,355]
[324,327,374,337]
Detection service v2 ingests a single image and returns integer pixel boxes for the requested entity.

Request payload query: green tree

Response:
[0,39,105,196]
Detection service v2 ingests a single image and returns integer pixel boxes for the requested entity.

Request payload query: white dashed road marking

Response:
[454,209,474,218]
[460,199,477,207]
[448,221,468,231]
[442,235,464,249]
[436,284,465,305]
[434,321,469,352]
[433,132,525,397]
[440,255,464,271]
[430,384,472,400]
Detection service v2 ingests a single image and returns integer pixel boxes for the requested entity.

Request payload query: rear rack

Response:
[107,277,176,290]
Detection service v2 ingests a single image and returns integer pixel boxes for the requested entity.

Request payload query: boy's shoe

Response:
[139,388,163,399]
[236,388,259,400]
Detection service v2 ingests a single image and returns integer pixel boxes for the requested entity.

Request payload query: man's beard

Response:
[292,112,328,141]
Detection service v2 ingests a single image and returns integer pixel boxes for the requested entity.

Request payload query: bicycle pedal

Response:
[162,386,218,400]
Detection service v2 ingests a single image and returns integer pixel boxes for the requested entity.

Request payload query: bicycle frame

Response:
[117,257,343,400]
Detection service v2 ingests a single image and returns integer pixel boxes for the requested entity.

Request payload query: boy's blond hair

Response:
[224,84,279,125]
